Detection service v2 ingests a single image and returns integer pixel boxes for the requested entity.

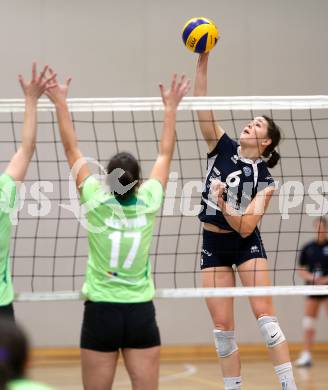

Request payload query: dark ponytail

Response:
[264,149,280,169]
[106,152,141,201]
[0,319,28,390]
[262,115,281,168]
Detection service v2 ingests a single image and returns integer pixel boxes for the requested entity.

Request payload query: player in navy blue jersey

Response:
[194,52,297,390]
[295,217,328,367]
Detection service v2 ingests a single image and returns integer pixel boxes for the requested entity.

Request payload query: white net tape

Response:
[15,285,328,302]
[0,96,328,112]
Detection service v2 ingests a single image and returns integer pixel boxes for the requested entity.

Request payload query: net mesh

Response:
[1,96,328,300]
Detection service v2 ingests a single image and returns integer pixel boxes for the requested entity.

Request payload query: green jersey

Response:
[80,176,164,303]
[8,379,55,390]
[0,174,16,306]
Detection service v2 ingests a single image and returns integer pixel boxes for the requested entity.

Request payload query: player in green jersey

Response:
[0,318,55,390]
[0,64,56,319]
[45,71,190,390]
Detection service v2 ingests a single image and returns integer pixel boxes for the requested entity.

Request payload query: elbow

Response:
[239,224,256,238]
[237,216,260,238]
[240,231,252,239]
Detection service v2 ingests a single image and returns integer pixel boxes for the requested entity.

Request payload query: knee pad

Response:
[257,316,286,348]
[213,329,239,358]
[303,316,316,330]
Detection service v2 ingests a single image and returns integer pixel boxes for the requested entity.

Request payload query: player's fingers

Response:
[211,179,224,192]
[39,65,49,81]
[18,75,25,89]
[42,72,57,88]
[48,67,55,76]
[182,79,191,95]
[170,73,177,90]
[44,82,57,91]
[31,62,37,80]
[66,77,72,87]
[177,74,186,89]
[158,83,165,100]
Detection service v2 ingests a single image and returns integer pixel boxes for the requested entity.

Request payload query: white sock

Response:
[224,376,242,389]
[275,362,297,389]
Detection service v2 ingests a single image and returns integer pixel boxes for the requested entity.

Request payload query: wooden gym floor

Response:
[29,345,328,389]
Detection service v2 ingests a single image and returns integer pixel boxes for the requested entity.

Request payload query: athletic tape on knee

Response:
[257,316,286,348]
[213,329,238,358]
[303,316,316,330]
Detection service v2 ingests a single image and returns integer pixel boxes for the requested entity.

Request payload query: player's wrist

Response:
[54,100,69,109]
[165,105,177,113]
[25,96,38,105]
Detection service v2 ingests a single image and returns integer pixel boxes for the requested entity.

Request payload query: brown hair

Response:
[106,152,141,201]
[0,319,29,389]
[262,115,281,168]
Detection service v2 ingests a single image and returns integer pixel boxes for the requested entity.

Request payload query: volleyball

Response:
[182,17,219,53]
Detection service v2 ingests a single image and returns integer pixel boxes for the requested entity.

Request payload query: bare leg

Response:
[303,298,321,352]
[80,348,119,390]
[203,267,241,378]
[324,298,328,315]
[122,346,160,390]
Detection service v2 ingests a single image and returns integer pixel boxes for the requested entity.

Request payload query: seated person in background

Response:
[295,217,328,367]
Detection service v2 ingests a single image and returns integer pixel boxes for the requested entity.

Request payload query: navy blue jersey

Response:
[299,240,328,277]
[198,133,275,231]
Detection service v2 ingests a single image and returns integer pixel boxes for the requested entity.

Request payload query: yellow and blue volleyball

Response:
[182,17,219,53]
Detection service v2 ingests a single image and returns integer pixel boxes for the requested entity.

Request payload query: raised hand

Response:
[159,74,191,111]
[18,62,56,101]
[44,68,72,105]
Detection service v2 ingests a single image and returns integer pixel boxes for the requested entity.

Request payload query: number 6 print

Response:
[226,170,242,187]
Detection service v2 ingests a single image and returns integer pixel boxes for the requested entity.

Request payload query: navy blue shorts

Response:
[81,300,161,352]
[305,282,328,300]
[201,227,267,269]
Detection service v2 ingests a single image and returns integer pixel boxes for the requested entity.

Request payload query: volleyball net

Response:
[1,96,328,301]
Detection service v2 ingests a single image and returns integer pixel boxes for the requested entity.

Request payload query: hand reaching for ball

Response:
[159,74,191,111]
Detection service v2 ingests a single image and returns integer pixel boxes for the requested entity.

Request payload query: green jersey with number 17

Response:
[80,176,164,303]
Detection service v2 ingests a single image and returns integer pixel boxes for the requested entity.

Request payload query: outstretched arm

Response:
[149,74,191,189]
[194,53,224,152]
[45,70,90,188]
[5,63,56,182]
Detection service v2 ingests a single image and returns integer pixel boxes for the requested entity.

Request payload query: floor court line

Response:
[113,364,198,386]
